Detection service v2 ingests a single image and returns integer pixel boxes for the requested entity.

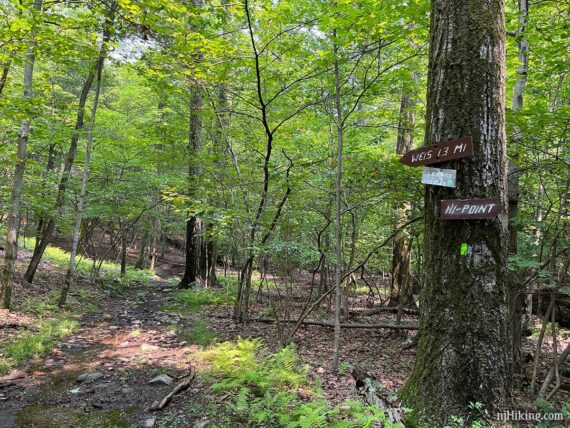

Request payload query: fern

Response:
[201,338,398,427]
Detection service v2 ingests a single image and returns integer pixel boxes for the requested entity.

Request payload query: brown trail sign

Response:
[441,199,500,220]
[400,136,473,167]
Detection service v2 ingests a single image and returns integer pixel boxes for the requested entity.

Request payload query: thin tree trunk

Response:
[0,0,43,309]
[120,224,127,276]
[59,5,113,304]
[401,0,511,423]
[24,67,97,284]
[332,37,344,373]
[389,79,417,307]
[508,0,529,377]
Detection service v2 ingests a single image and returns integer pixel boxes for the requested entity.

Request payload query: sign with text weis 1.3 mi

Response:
[399,136,473,167]
[422,167,457,188]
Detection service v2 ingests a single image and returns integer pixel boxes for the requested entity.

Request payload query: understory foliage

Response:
[0,317,78,374]
[198,338,401,427]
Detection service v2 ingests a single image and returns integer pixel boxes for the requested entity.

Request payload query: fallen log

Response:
[148,366,195,411]
[358,306,420,317]
[352,368,404,424]
[249,317,419,330]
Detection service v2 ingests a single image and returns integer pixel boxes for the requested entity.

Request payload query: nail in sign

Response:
[441,199,500,220]
[400,136,474,167]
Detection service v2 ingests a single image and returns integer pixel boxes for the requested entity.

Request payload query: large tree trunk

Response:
[0,0,43,309]
[389,81,417,308]
[508,0,529,377]
[178,85,202,289]
[23,66,96,284]
[401,0,511,424]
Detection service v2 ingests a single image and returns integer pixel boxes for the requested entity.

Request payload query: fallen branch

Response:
[357,306,420,316]
[250,317,418,330]
[285,216,423,342]
[352,368,403,424]
[0,323,39,331]
[148,366,195,411]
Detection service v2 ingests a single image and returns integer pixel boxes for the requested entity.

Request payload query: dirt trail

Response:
[0,278,198,428]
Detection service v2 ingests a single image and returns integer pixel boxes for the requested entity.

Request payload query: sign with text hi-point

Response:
[441,199,500,220]
[400,136,474,167]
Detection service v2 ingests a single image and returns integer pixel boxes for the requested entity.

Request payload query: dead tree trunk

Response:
[401,0,511,423]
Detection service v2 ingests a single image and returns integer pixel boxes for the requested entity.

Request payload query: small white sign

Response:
[422,167,456,188]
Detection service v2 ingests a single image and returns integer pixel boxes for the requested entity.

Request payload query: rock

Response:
[148,374,174,386]
[77,372,103,383]
[140,343,160,353]
[119,386,133,395]
[194,421,211,428]
[560,362,570,377]
[102,313,113,320]
[144,417,157,427]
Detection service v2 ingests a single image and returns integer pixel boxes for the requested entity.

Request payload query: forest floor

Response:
[1,246,569,427]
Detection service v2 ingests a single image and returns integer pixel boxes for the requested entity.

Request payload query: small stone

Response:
[102,313,113,320]
[119,386,133,395]
[194,421,210,428]
[148,374,174,386]
[144,417,157,427]
[140,343,160,353]
[316,367,325,374]
[77,372,103,383]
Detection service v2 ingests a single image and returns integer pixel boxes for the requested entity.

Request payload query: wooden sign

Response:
[400,136,474,167]
[441,199,500,220]
[422,167,456,188]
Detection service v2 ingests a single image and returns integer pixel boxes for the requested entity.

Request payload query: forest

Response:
[0,0,568,426]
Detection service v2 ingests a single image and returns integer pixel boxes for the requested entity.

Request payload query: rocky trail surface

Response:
[0,279,202,428]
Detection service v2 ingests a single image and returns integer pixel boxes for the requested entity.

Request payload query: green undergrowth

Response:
[0,316,78,375]
[194,338,401,427]
[18,235,154,289]
[169,319,218,346]
[164,278,237,314]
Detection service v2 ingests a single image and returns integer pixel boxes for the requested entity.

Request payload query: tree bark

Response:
[401,0,511,424]
[0,0,43,309]
[178,83,202,289]
[0,61,11,96]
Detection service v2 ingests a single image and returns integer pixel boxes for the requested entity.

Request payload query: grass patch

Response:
[169,320,217,346]
[196,338,400,427]
[166,281,237,314]
[530,321,570,339]
[0,316,78,374]
[18,235,154,288]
